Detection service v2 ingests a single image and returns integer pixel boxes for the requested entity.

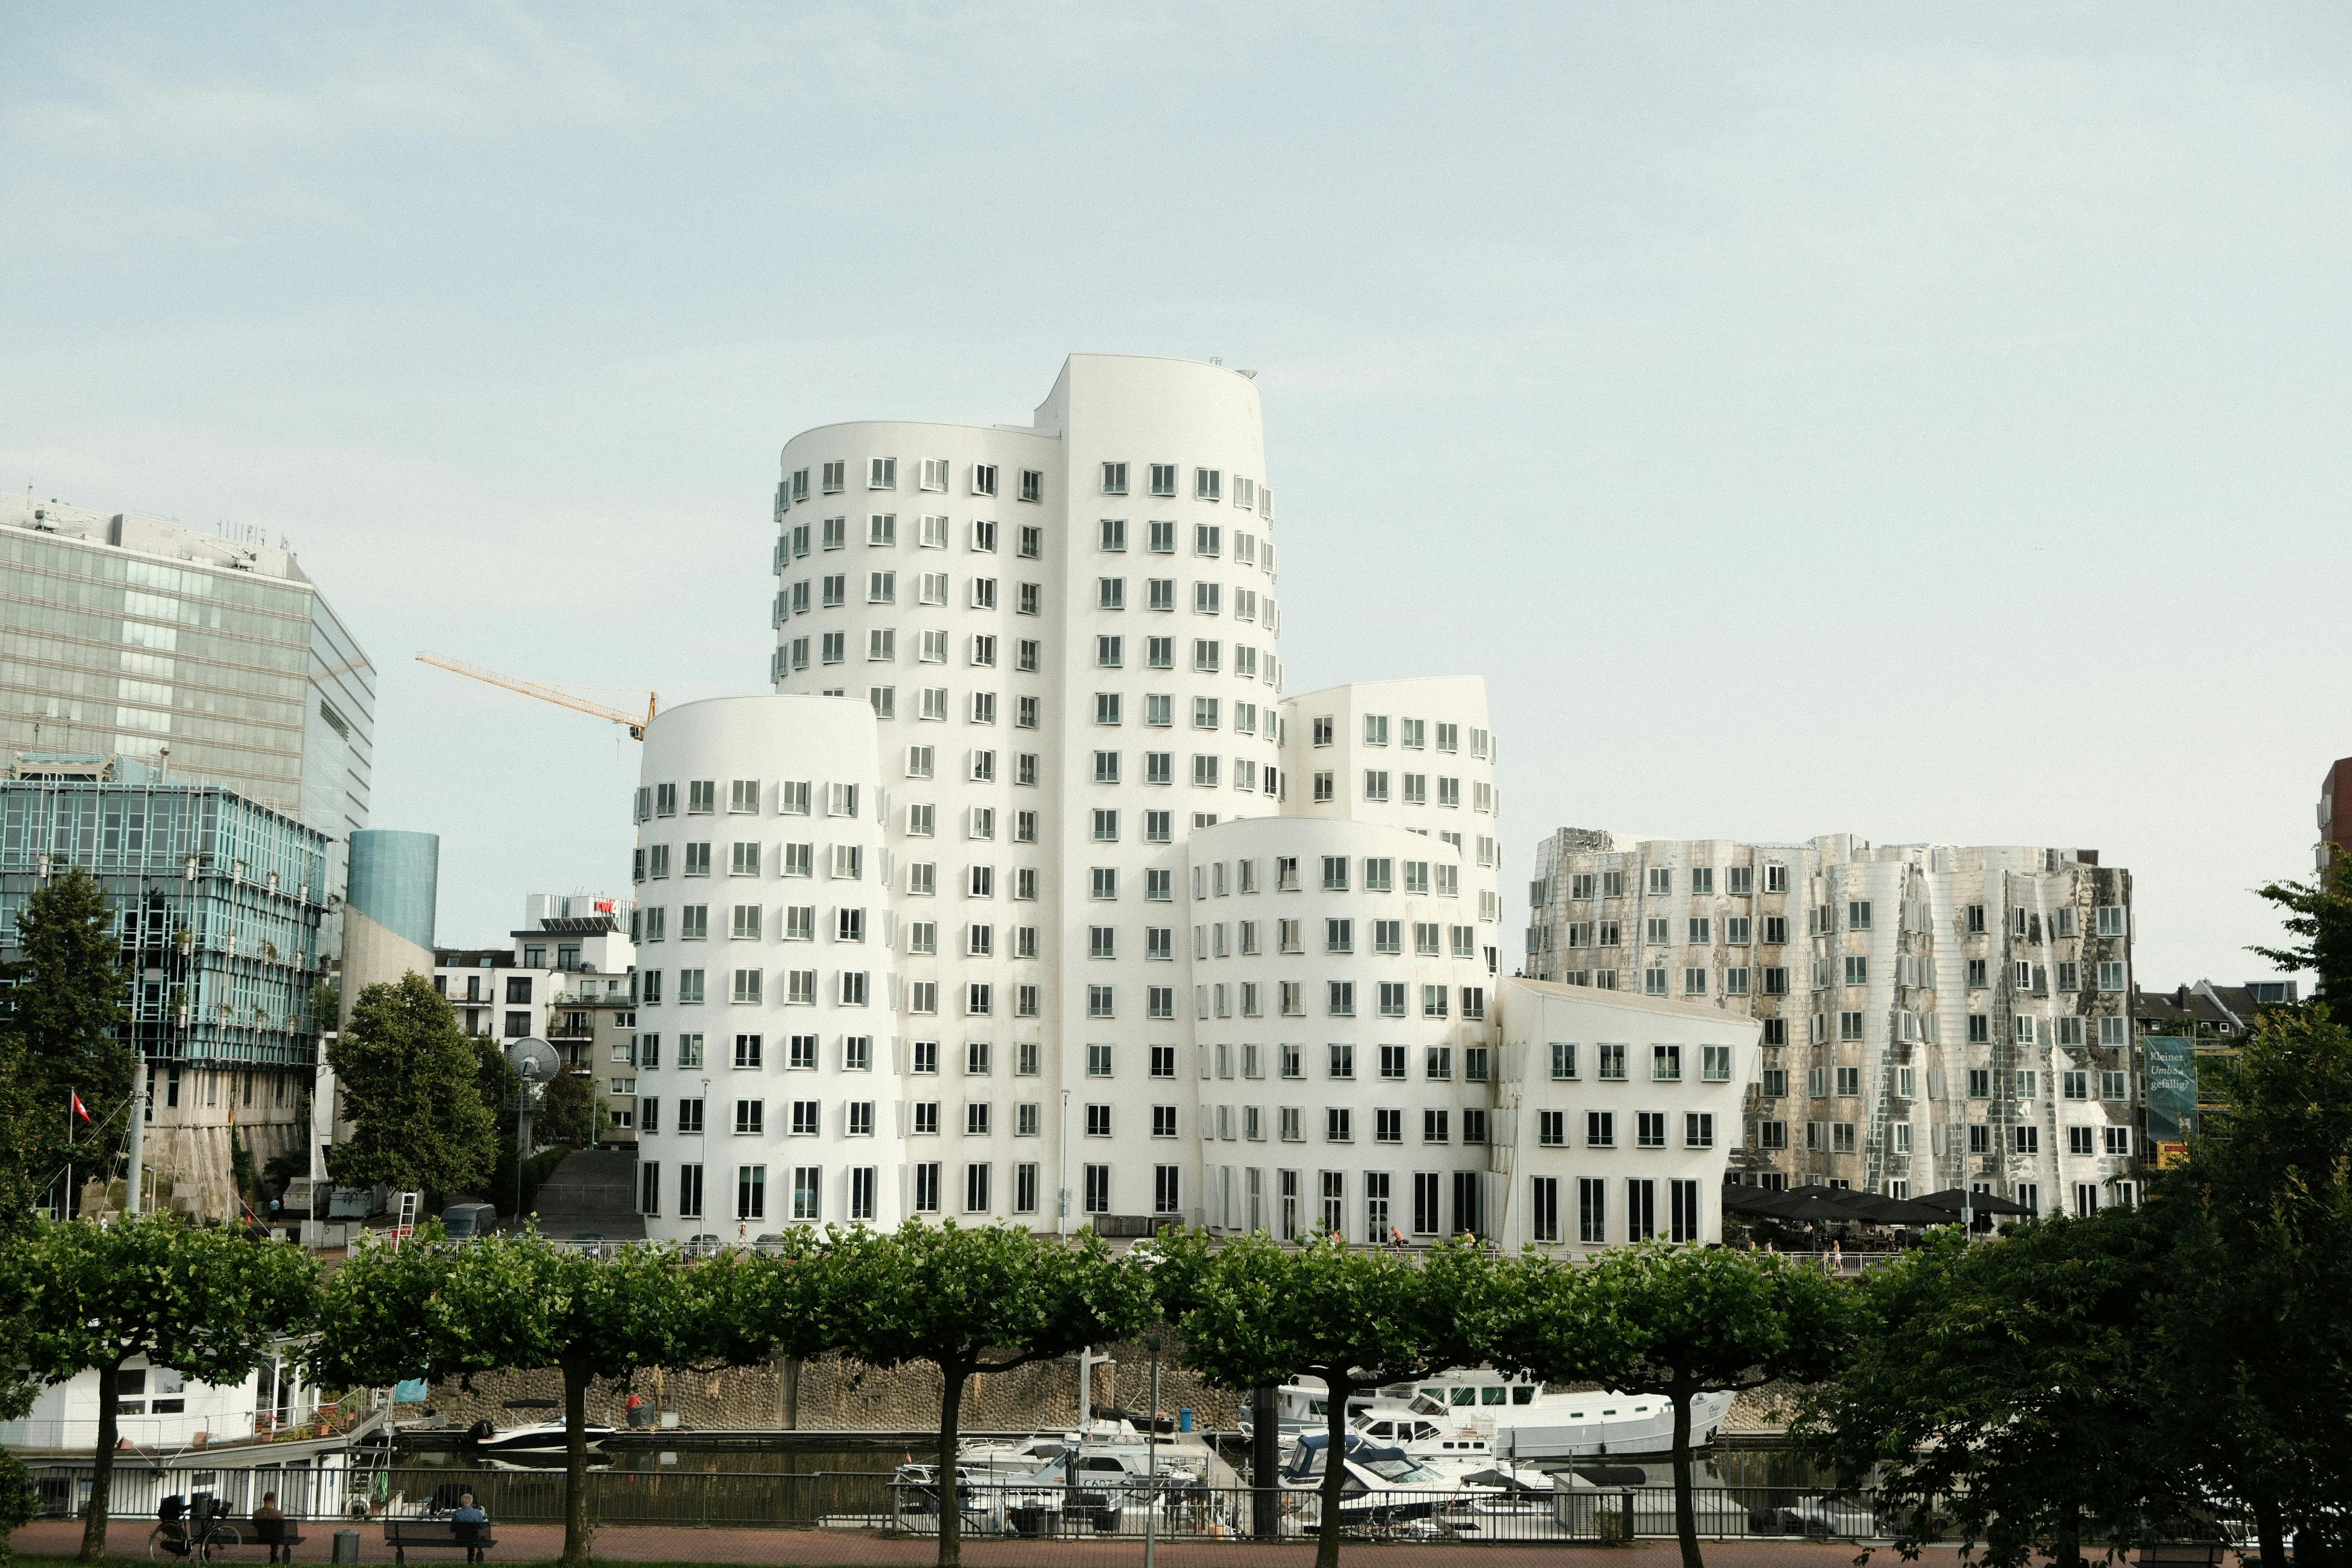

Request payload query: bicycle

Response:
[147,1520,243,1563]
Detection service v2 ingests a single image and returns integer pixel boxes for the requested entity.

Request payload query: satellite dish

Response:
[506,1037,560,1082]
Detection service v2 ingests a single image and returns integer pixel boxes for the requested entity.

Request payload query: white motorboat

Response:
[465,1419,616,1456]
[1248,1369,1734,1460]
[1347,1408,1559,1492]
[1486,1387,1735,1460]
[1280,1432,1468,1526]
[959,1417,1155,1480]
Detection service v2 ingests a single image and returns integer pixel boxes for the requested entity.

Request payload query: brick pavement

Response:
[6,1518,2009,1567]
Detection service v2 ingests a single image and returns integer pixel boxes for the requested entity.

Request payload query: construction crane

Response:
[416,653,658,739]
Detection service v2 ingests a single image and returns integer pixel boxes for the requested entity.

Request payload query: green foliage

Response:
[537,1069,606,1151]
[325,974,498,1197]
[2249,854,2352,1005]
[826,1221,1154,1568]
[1797,1216,2171,1568]
[1170,1230,1495,1394]
[261,1146,305,1197]
[3,1212,318,1560]
[1495,1243,1851,1568]
[1168,1232,1500,1568]
[0,868,131,1221]
[9,1210,319,1392]
[0,1445,41,1564]
[305,976,340,1034]
[227,1128,255,1201]
[310,1232,710,1567]
[2145,1003,2352,1561]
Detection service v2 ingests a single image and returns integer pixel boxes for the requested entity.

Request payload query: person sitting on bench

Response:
[451,1494,489,1564]
[253,1492,288,1563]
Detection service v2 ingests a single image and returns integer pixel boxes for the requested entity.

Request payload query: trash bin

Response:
[333,1527,361,1564]
[1178,1408,1194,1432]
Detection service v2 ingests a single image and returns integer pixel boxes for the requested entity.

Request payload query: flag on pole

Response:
[71,1091,90,1123]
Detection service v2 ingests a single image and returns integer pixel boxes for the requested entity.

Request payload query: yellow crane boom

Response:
[416,653,658,739]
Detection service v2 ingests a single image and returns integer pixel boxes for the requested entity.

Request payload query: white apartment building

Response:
[625,356,1590,1244]
[1494,979,1755,1253]
[1524,831,2139,1218]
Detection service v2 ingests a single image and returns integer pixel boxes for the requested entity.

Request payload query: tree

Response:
[825,1221,1155,1568]
[537,1068,606,1151]
[1166,1232,1500,1568]
[325,974,498,1197]
[4,1212,318,1560]
[0,867,129,1220]
[0,1445,41,1566]
[1796,1217,2171,1568]
[2146,1004,2352,1567]
[310,1232,704,1568]
[309,1234,815,1564]
[2249,855,2352,1004]
[1495,1243,1849,1568]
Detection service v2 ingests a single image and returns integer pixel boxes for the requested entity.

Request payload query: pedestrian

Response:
[253,1492,288,1564]
[452,1493,489,1564]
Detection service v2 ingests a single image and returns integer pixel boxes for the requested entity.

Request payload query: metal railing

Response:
[18,1462,1968,1546]
[881,1478,1895,1544]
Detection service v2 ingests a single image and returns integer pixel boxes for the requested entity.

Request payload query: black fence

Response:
[21,1462,1950,1544]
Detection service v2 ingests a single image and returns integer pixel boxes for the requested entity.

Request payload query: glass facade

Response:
[0,781,328,1068]
[0,518,373,906]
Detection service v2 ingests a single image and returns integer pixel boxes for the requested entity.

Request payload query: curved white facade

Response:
[628,694,901,1234]
[626,356,1616,1246]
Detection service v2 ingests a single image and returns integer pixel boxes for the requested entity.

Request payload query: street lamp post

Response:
[1143,1332,1161,1568]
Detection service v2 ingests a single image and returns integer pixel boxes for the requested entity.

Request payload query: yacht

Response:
[1248,1371,1736,1461]
[1486,1388,1736,1460]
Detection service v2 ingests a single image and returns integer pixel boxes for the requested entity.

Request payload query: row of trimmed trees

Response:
[7,1005,2347,1568]
[0,1208,1843,1568]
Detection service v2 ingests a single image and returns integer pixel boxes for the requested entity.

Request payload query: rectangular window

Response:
[1578,1178,1607,1244]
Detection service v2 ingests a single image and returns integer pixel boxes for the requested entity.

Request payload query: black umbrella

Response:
[1833,1191,1953,1226]
[1721,1184,1805,1217]
[1914,1186,2033,1217]
[1768,1194,1870,1224]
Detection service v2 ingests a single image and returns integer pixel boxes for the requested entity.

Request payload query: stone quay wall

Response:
[423,1343,1244,1435]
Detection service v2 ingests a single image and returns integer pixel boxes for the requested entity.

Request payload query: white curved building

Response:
[627,355,1735,1247]
[627,693,903,1233]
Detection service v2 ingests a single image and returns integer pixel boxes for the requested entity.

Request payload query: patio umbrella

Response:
[1832,1191,1953,1226]
[1721,1184,1806,1217]
[1766,1194,1869,1224]
[1913,1187,2033,1217]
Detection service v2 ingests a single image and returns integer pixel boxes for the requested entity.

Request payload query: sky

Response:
[2,4,2346,982]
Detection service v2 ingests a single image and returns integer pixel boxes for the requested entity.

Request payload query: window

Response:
[1685,1112,1714,1149]
[1575,1178,1608,1244]
[868,457,896,489]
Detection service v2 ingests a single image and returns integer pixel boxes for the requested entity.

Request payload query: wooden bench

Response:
[385,1519,497,1565]
[2136,1546,2224,1568]
[247,1521,307,1560]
